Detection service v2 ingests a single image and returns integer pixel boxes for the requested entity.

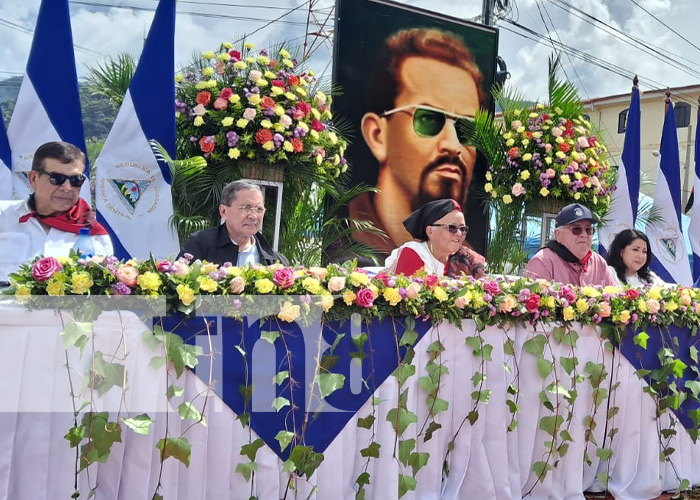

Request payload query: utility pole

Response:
[482,0,496,26]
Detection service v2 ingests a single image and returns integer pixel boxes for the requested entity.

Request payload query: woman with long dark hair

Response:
[606,229,663,286]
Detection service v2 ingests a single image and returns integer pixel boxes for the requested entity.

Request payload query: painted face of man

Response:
[382,56,479,210]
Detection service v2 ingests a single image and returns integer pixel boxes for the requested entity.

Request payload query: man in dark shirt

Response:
[180,180,287,266]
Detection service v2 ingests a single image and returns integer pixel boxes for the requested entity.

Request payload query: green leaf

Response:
[690,346,699,364]
[467,410,479,425]
[275,430,295,452]
[357,414,376,429]
[65,425,85,447]
[393,364,416,385]
[471,390,492,403]
[523,334,547,356]
[79,413,122,469]
[673,359,688,378]
[386,407,418,435]
[360,441,381,458]
[506,399,519,414]
[424,422,442,442]
[235,461,257,482]
[92,352,125,396]
[156,437,191,467]
[426,396,449,415]
[240,438,265,461]
[61,321,92,349]
[532,460,552,482]
[289,445,324,478]
[167,384,184,400]
[150,356,167,370]
[398,474,416,498]
[408,452,430,476]
[634,331,649,349]
[596,447,612,461]
[398,439,415,465]
[419,375,439,393]
[272,397,290,411]
[471,372,486,387]
[355,472,371,487]
[559,356,577,375]
[596,472,609,487]
[318,372,345,398]
[142,329,162,351]
[536,358,553,379]
[178,402,206,426]
[282,459,296,473]
[680,478,690,491]
[399,328,418,347]
[685,380,700,399]
[273,370,289,385]
[260,330,280,344]
[121,414,153,435]
[539,415,564,436]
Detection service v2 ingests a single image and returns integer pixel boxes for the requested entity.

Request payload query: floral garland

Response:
[175,42,348,180]
[6,255,700,332]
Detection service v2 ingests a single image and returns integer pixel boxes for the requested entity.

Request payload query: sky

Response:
[1,0,699,104]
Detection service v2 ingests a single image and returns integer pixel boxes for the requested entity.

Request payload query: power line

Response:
[0,16,106,58]
[626,0,700,55]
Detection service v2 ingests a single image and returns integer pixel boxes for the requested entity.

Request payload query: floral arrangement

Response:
[175,42,348,180]
[484,104,615,214]
[6,255,700,331]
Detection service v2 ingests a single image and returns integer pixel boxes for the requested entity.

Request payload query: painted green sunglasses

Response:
[382,104,476,145]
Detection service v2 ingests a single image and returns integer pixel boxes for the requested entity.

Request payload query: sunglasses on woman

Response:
[38,170,86,188]
[568,226,595,236]
[431,223,469,235]
[382,104,476,145]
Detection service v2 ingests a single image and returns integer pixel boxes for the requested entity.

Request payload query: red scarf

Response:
[579,250,593,272]
[19,196,108,235]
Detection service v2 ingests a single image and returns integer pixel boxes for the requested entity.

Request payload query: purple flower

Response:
[518,289,531,301]
[111,282,132,296]
[226,131,240,147]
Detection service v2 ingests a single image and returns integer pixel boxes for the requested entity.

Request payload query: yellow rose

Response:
[283,141,293,152]
[229,94,241,104]
[539,187,549,197]
[193,116,204,127]
[255,278,275,294]
[278,301,301,323]
[665,300,679,312]
[177,284,195,306]
[284,92,297,101]
[310,130,320,140]
[71,272,93,295]
[647,287,662,300]
[244,42,254,49]
[236,118,249,128]
[433,286,447,302]
[602,286,621,295]
[563,306,575,321]
[202,51,216,60]
[263,141,275,151]
[15,285,31,296]
[228,148,240,159]
[218,53,231,61]
[302,277,322,295]
[343,290,356,306]
[233,61,246,70]
[545,157,553,165]
[484,183,493,193]
[349,271,370,287]
[174,74,184,83]
[544,296,555,308]
[636,298,647,313]
[618,310,631,323]
[221,117,234,127]
[327,132,338,144]
[555,151,566,159]
[505,138,515,147]
[260,119,273,129]
[485,171,492,181]
[271,86,284,96]
[574,193,581,200]
[520,170,531,180]
[248,94,261,106]
[279,48,290,58]
[581,286,601,298]
[383,287,402,306]
[317,294,335,312]
[265,70,276,79]
[522,153,532,161]
[503,194,513,204]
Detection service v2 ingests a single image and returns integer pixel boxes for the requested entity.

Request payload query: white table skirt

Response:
[0,304,698,500]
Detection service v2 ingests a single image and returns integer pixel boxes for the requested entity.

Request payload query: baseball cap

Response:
[554,203,597,228]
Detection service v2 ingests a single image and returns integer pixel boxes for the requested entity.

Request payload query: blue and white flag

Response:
[646,101,692,285]
[599,86,641,256]
[0,107,11,200]
[6,0,88,201]
[94,0,179,259]
[688,106,700,282]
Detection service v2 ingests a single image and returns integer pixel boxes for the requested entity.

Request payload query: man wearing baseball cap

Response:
[525,203,616,286]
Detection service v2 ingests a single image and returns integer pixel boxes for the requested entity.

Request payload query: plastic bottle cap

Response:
[79,227,90,236]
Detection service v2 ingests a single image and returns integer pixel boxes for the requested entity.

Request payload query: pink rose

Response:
[546,168,556,178]
[454,295,468,309]
[31,257,63,282]
[249,70,262,82]
[192,104,207,116]
[115,265,139,286]
[511,183,526,197]
[229,276,245,294]
[598,301,611,318]
[405,282,421,299]
[220,88,233,100]
[328,276,346,293]
[243,108,257,121]
[561,285,577,303]
[213,97,228,110]
[483,280,501,296]
[355,287,375,308]
[511,120,522,130]
[273,267,296,289]
[647,299,661,314]
[577,136,589,148]
[279,114,292,128]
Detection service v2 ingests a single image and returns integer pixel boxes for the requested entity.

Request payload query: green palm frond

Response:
[84,53,136,107]
[547,54,583,117]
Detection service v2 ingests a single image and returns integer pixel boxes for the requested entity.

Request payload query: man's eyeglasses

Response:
[568,226,595,236]
[382,104,476,145]
[431,223,469,235]
[238,205,266,215]
[37,170,86,188]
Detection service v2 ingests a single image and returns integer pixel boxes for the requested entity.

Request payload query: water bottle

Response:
[72,227,95,258]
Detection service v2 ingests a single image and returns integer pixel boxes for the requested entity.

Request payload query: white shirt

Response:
[384,241,446,276]
[607,265,665,288]
[0,200,114,282]
[230,237,260,267]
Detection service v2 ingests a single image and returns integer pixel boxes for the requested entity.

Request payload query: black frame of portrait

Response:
[332,0,499,259]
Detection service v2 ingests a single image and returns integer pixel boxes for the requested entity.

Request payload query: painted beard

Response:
[413,153,471,211]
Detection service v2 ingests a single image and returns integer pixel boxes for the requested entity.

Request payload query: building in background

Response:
[583,84,700,212]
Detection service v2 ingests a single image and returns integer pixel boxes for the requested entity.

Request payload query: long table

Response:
[0,304,698,500]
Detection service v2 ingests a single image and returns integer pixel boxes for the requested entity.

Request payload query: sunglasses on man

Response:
[37,170,86,188]
[382,104,476,145]
[431,223,469,235]
[567,225,595,236]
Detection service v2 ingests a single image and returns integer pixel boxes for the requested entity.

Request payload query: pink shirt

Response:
[525,248,617,287]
